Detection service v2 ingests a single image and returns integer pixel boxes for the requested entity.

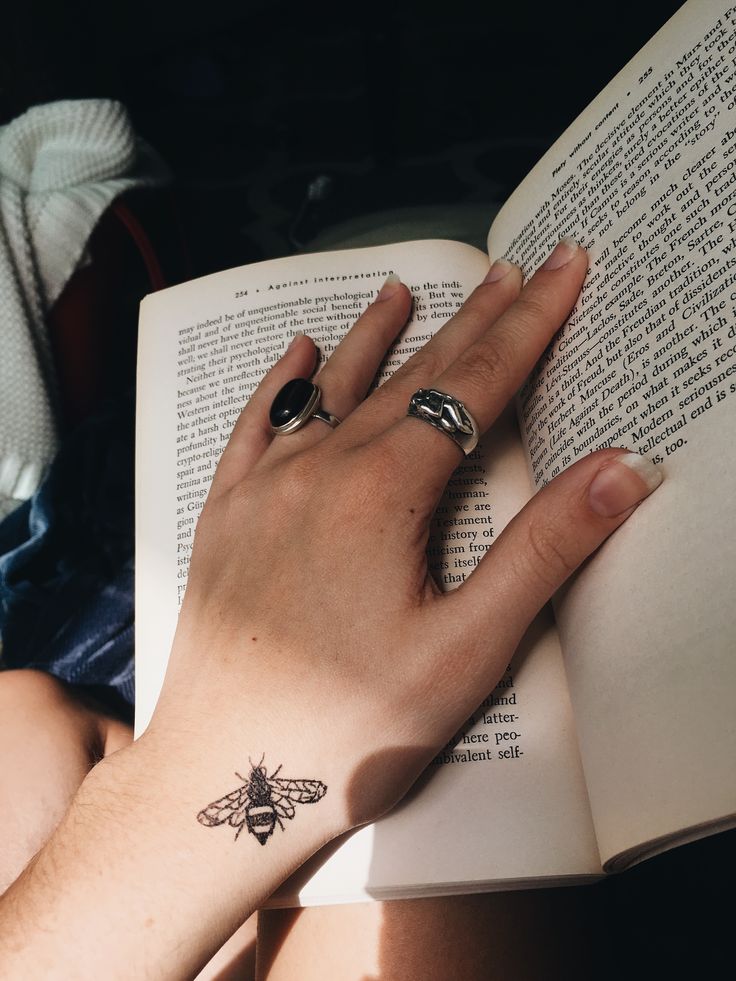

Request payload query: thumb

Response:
[449,447,664,652]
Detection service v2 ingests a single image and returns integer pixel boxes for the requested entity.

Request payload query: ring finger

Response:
[265,275,413,460]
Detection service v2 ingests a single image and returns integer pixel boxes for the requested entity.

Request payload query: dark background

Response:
[3,2,732,978]
[3,0,693,273]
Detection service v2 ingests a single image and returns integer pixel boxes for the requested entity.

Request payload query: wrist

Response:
[101,724,350,868]
[138,702,356,836]
[144,683,437,843]
[0,729,345,980]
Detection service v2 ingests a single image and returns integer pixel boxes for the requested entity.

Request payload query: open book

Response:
[135,0,736,906]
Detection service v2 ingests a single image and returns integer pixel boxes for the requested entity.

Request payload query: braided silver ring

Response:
[269,379,341,435]
[407,388,479,456]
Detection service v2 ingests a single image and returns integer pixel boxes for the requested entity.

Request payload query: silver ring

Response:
[269,378,341,435]
[406,388,479,456]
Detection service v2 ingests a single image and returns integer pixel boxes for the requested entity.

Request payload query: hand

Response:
[0,241,664,979]
[147,238,663,835]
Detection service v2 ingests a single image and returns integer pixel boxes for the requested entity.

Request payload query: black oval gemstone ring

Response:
[269,378,341,435]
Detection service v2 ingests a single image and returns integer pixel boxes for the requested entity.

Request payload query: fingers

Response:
[315,275,413,419]
[210,333,318,495]
[211,277,411,491]
[446,448,664,673]
[430,240,587,434]
[214,239,585,500]
[267,276,413,458]
[383,239,589,483]
[338,260,523,447]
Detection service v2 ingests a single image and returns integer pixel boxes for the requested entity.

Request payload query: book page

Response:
[487,0,736,864]
[135,240,600,903]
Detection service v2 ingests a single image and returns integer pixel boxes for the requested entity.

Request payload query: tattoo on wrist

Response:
[196,755,328,845]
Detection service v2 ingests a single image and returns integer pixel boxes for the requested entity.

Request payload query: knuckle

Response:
[277,451,322,503]
[523,521,577,591]
[341,444,398,506]
[339,374,369,410]
[461,333,516,389]
[511,291,552,330]
[395,344,446,389]
[328,444,406,525]
[315,365,364,410]
[270,445,395,522]
[226,450,322,518]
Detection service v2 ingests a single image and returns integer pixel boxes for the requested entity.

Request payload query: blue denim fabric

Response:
[0,394,134,718]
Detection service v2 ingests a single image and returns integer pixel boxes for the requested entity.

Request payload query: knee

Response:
[0,669,132,758]
[0,670,104,895]
[0,667,75,713]
[0,668,99,752]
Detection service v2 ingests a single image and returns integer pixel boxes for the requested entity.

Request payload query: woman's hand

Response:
[147,238,662,834]
[0,239,663,980]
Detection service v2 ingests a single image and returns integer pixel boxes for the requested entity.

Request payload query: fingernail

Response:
[287,331,305,349]
[541,237,580,271]
[588,452,663,518]
[483,257,517,284]
[376,273,402,301]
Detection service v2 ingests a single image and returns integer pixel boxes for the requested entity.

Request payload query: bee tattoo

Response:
[196,755,327,845]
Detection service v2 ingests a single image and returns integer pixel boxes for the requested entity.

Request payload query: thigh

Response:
[0,668,258,979]
[0,669,133,894]
[192,917,258,981]
[256,888,604,981]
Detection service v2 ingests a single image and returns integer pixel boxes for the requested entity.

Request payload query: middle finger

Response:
[381,239,588,483]
[334,257,523,448]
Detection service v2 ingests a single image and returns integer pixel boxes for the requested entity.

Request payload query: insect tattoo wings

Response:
[196,756,328,845]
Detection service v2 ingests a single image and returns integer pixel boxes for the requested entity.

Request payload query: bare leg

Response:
[0,669,132,893]
[257,889,602,981]
[0,668,257,980]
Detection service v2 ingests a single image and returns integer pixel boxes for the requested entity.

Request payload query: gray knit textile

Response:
[0,99,168,519]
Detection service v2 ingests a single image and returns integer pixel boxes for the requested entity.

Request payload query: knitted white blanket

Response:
[0,99,168,519]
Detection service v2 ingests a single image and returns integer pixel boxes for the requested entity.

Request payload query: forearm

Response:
[0,728,344,980]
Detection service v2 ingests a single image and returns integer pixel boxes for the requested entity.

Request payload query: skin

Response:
[0,670,131,898]
[0,242,662,978]
[0,674,600,981]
